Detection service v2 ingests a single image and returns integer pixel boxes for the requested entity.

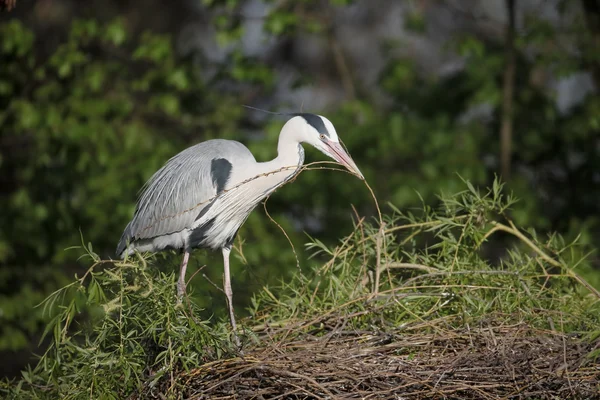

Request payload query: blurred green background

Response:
[1,0,599,378]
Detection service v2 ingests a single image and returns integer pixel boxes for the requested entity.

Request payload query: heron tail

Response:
[115,223,133,259]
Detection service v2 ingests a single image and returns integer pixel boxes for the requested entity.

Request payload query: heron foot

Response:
[232,330,241,349]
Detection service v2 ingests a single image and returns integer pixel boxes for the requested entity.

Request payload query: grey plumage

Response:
[116,140,253,256]
[116,113,363,343]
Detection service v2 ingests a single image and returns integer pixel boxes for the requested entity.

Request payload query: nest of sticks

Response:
[144,320,600,399]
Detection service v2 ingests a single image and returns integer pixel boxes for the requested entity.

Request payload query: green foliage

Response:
[2,180,598,398]
[251,180,600,335]
[4,249,232,399]
[0,19,241,353]
[2,0,600,380]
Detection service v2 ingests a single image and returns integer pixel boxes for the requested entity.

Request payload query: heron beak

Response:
[325,141,364,180]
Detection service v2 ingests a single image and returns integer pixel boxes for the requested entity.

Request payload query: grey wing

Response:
[116,139,251,256]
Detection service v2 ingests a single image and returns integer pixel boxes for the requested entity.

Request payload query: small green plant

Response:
[4,247,233,399]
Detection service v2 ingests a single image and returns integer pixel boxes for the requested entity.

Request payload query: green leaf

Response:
[105,19,127,46]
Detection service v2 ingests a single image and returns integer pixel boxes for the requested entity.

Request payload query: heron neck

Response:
[257,136,303,176]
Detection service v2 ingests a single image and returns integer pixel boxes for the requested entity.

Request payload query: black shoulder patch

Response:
[294,113,329,137]
[211,158,232,194]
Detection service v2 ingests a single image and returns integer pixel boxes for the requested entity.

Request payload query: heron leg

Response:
[177,250,190,300]
[222,247,240,346]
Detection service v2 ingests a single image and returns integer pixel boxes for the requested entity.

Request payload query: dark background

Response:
[1,0,599,378]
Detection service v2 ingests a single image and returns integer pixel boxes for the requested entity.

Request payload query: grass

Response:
[1,179,599,399]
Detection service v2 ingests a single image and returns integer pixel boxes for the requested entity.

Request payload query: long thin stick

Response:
[479,221,600,300]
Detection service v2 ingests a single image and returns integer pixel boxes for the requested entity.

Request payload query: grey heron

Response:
[116,113,363,334]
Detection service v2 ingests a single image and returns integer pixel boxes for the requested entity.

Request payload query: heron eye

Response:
[319,134,326,140]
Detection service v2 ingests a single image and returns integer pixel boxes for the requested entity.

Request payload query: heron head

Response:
[289,113,364,180]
